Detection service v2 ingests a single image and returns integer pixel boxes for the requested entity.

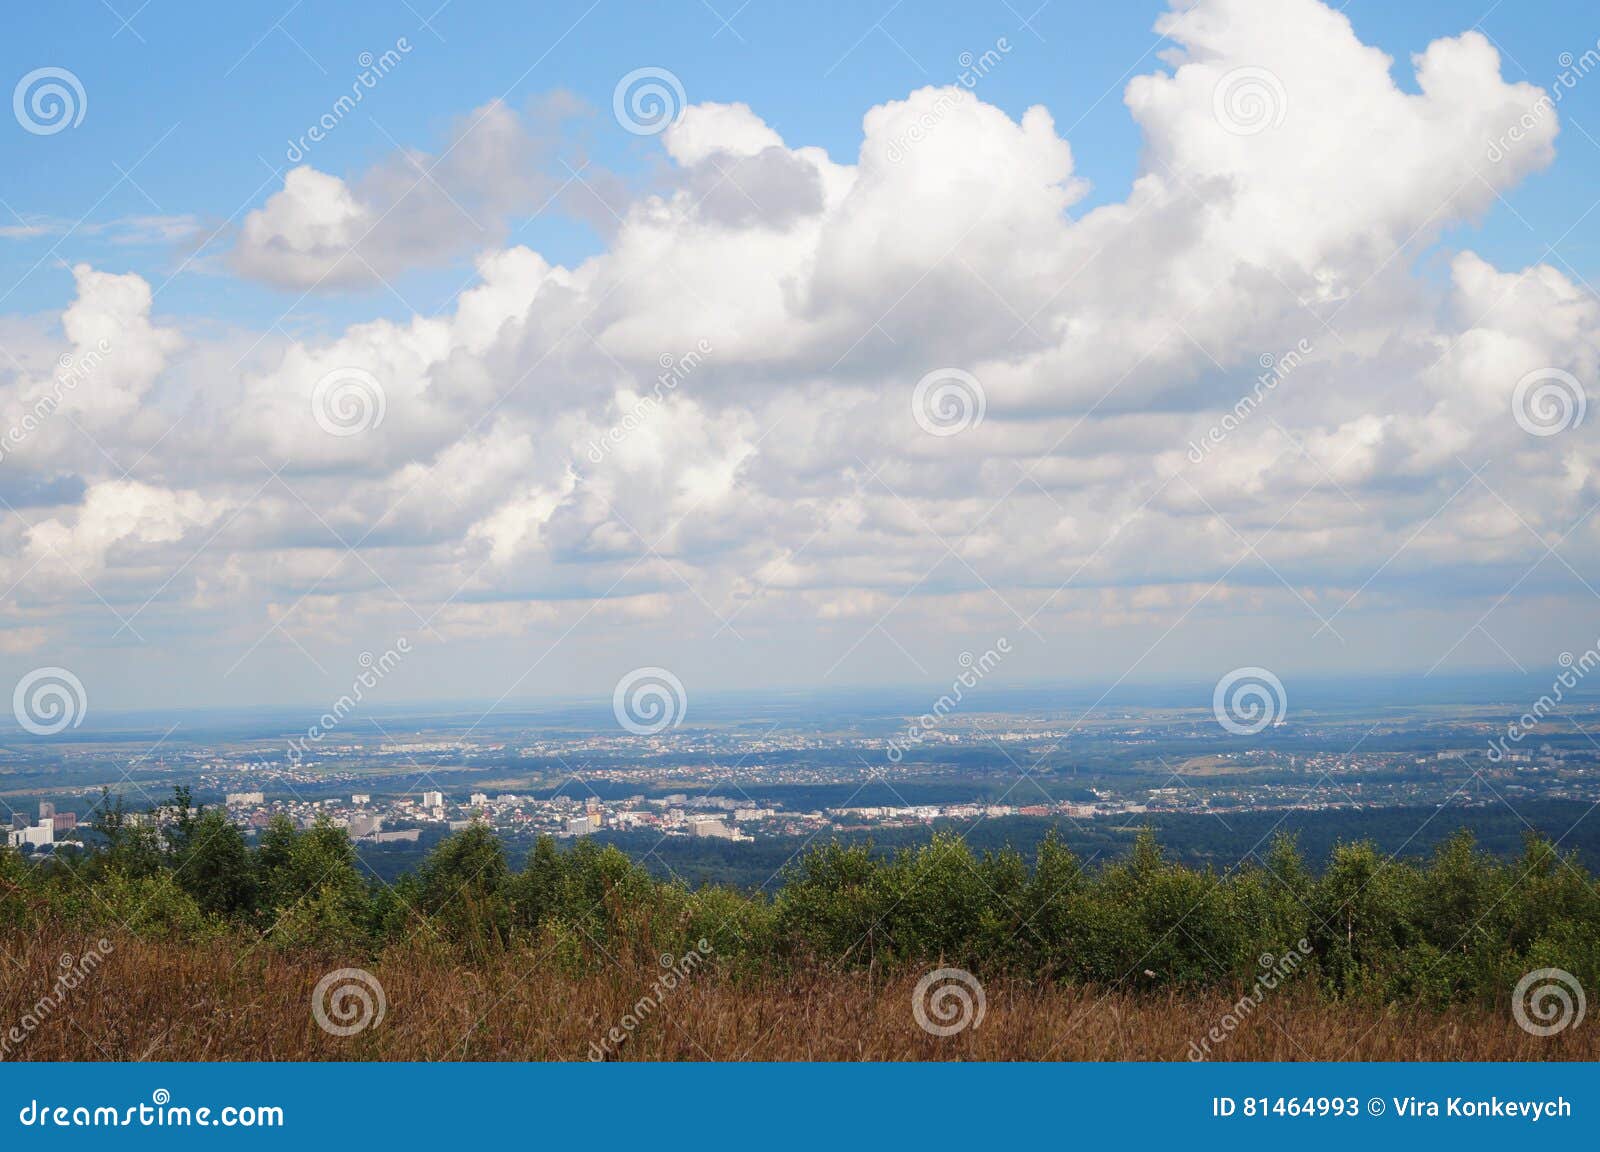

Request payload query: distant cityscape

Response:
[8,686,1599,863]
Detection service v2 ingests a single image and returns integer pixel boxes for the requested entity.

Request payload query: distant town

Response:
[9,684,1600,869]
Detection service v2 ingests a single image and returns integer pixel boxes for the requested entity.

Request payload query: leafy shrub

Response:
[10,789,1600,1009]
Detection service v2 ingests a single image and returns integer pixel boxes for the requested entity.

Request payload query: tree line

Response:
[2,786,1596,1006]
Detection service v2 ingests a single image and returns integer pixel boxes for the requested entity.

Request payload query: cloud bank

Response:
[0,0,1591,707]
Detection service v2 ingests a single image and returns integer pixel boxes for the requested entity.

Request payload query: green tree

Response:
[172,807,257,917]
[88,789,164,880]
[256,817,371,949]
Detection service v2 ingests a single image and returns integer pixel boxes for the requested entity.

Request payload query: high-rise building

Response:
[6,819,54,849]
[39,801,55,820]
[422,790,445,809]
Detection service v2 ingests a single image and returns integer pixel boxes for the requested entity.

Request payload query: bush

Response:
[10,788,1600,1010]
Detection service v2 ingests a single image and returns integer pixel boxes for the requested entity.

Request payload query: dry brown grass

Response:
[4,924,1594,1061]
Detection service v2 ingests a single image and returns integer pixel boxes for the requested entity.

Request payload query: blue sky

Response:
[2,0,1600,714]
[5,0,1600,327]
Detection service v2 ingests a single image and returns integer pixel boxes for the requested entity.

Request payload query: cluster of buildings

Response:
[2,786,1151,853]
[204,786,780,843]
[6,802,78,850]
[1131,744,1600,814]
[16,708,1600,861]
[202,789,1100,844]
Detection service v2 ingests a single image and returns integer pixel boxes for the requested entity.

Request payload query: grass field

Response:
[4,925,1592,1062]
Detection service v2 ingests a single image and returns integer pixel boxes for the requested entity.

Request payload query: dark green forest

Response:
[4,787,1598,1009]
[352,799,1600,887]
